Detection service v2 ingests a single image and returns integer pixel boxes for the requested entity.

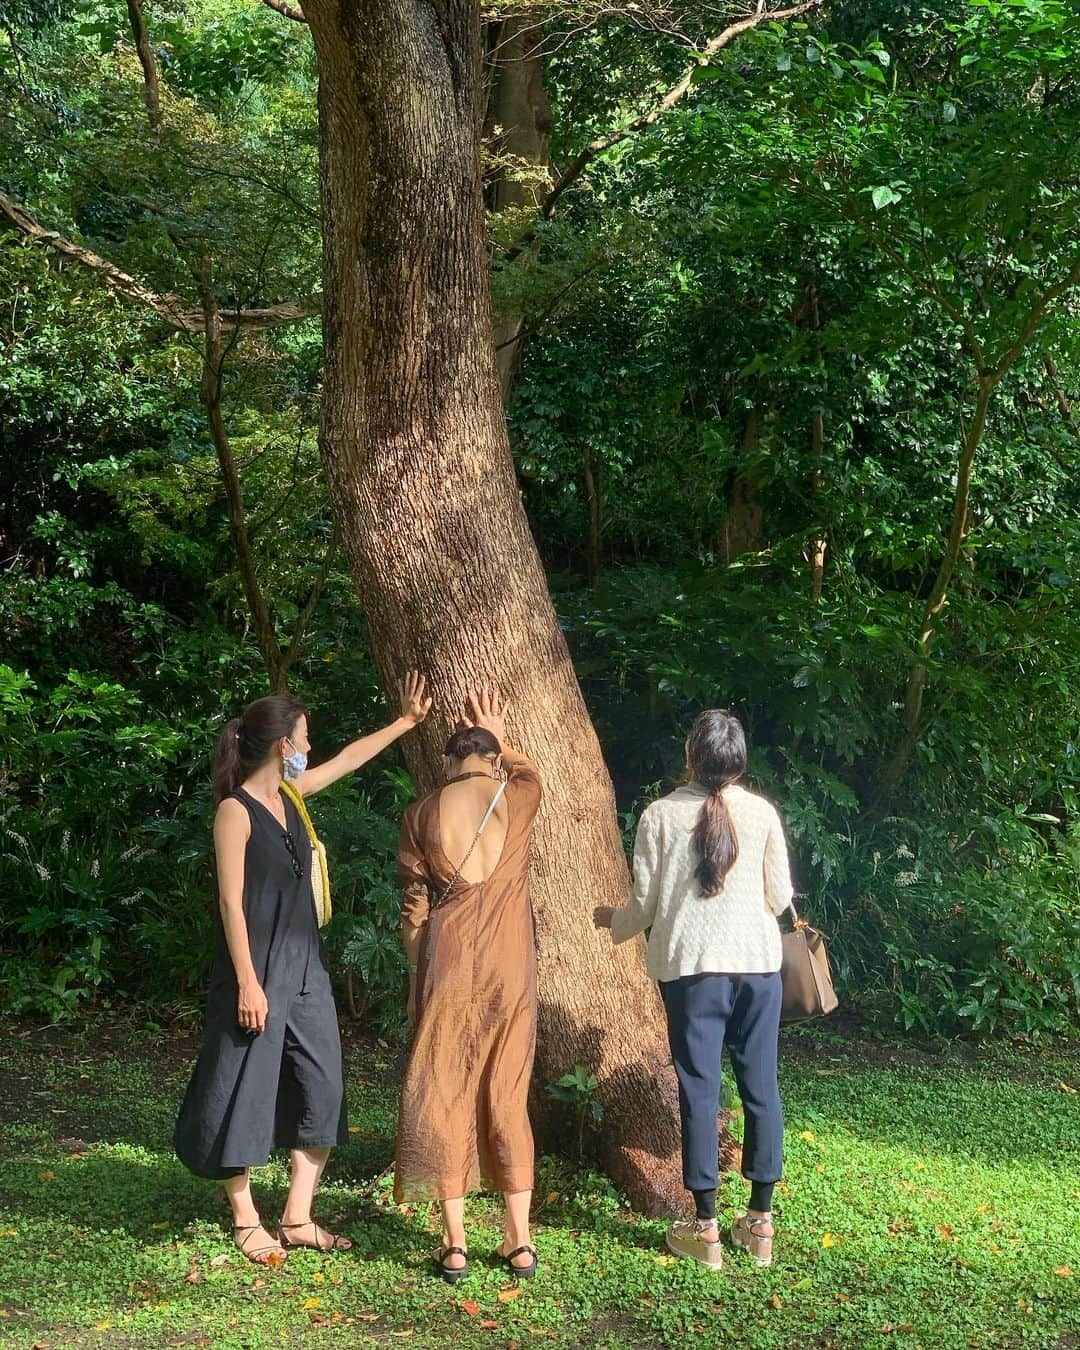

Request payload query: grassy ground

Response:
[0,1014,1077,1349]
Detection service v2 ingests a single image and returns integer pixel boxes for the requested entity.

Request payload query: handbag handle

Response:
[432,779,508,909]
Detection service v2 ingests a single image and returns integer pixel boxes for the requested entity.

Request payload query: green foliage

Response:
[547,1065,605,1162]
[0,0,1077,1042]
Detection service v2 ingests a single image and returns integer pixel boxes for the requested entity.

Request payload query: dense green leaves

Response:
[1,0,1077,1038]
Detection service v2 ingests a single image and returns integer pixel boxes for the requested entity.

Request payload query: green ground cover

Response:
[0,1016,1076,1349]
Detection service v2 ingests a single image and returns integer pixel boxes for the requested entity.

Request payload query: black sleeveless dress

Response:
[174,786,349,1179]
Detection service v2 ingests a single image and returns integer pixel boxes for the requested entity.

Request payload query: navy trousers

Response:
[659,972,784,1192]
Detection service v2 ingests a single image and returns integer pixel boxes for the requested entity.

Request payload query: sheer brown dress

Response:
[394,750,542,1202]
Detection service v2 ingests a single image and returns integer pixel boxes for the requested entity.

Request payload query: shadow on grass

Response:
[0,1141,439,1263]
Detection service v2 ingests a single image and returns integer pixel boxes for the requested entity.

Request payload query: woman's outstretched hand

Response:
[463,687,509,744]
[401,670,433,726]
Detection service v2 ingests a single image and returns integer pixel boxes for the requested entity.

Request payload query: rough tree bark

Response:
[304,0,693,1214]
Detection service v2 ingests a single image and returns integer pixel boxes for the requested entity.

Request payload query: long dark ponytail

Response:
[687,709,748,897]
[213,696,309,803]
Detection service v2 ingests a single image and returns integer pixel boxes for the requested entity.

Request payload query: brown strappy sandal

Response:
[232,1223,287,1266]
[278,1220,353,1252]
[433,1245,470,1284]
[730,1212,774,1267]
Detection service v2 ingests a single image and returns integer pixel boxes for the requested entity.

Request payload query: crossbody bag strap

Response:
[433,779,508,908]
[280,780,316,845]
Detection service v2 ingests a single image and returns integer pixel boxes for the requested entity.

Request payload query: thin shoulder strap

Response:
[433,779,508,908]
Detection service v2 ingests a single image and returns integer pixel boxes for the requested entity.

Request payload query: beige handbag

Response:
[780,910,838,1022]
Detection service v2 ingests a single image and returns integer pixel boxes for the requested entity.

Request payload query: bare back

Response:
[437,776,510,884]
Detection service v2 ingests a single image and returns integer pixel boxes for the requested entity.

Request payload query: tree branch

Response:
[879,375,995,799]
[0,191,321,333]
[527,0,825,231]
[259,0,308,21]
[278,523,340,683]
[990,256,1080,381]
[195,259,286,690]
[125,0,163,136]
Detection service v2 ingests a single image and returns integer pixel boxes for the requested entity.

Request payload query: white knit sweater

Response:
[610,782,794,980]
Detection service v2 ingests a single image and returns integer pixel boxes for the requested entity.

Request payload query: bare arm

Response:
[214,798,268,1033]
[293,670,432,797]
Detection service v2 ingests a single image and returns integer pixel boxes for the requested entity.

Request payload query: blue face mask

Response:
[283,739,308,780]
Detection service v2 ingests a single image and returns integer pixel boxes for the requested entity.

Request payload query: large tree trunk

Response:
[305,0,687,1216]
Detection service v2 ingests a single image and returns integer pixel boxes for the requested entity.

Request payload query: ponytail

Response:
[686,707,748,897]
[693,791,740,896]
[213,717,245,803]
[212,696,309,803]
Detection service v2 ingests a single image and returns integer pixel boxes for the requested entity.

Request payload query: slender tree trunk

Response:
[880,375,995,795]
[807,277,827,601]
[483,12,553,401]
[125,0,163,136]
[724,407,763,561]
[809,408,826,602]
[1044,355,1078,438]
[583,443,602,587]
[306,0,687,1215]
[195,261,285,691]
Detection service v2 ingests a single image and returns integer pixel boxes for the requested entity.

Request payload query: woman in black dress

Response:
[174,672,431,1265]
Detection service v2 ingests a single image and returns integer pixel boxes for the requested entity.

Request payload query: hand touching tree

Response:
[400,669,433,726]
[463,687,510,745]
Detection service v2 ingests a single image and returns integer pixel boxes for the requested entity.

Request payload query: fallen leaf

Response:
[799,1130,816,1142]
[479,1321,498,1331]
[150,1222,169,1231]
[836,1292,850,1302]
[93,1320,112,1331]
[390,1332,414,1340]
[301,1297,320,1310]
[654,1253,677,1266]
[821,1233,838,1248]
[497,1287,521,1303]
[545,1191,560,1206]
[936,1224,954,1241]
[183,1267,203,1285]
[348,1125,361,1133]
[38,1170,56,1182]
[357,1313,380,1322]
[1060,1082,1077,1094]
[914,1161,926,1171]
[769,1293,783,1309]
[1054,1265,1073,1278]
[210,1253,230,1268]
[310,1272,325,1284]
[461,1300,480,1316]
[264,1250,286,1268]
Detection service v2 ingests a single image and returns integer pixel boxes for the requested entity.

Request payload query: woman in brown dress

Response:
[395,688,542,1284]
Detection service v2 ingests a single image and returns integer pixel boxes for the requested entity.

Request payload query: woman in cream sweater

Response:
[594,708,793,1270]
